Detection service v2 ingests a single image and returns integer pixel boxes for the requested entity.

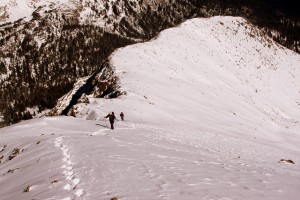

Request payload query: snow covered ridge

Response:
[0,0,196,127]
[1,0,298,127]
[0,0,195,37]
[0,0,171,33]
[1,16,300,199]
[0,0,157,23]
[0,0,62,24]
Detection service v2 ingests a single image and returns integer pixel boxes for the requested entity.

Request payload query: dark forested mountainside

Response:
[0,10,134,127]
[0,0,299,127]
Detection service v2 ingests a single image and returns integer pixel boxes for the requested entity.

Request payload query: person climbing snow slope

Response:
[105,112,116,130]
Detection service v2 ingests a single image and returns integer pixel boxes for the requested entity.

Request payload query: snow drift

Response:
[1,16,300,200]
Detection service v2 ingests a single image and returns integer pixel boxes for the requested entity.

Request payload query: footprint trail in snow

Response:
[55,137,84,199]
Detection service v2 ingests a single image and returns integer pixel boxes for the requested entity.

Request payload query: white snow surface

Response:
[0,0,76,24]
[1,17,300,200]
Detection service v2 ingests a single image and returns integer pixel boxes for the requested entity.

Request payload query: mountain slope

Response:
[0,0,197,127]
[1,16,300,200]
[74,16,300,143]
[1,0,299,127]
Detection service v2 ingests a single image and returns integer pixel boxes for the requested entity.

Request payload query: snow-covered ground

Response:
[0,0,78,24]
[1,16,300,200]
[0,0,136,31]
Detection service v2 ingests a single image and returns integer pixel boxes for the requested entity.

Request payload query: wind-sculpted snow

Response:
[1,16,300,199]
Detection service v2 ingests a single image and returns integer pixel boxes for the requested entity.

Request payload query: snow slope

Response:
[1,16,300,200]
[0,0,63,23]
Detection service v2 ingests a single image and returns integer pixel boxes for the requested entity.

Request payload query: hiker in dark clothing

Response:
[105,112,116,129]
[120,112,124,121]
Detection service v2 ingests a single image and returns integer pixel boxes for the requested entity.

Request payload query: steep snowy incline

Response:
[1,16,300,200]
[104,16,300,152]
[73,16,300,199]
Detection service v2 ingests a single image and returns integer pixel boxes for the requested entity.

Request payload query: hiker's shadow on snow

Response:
[96,124,110,129]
